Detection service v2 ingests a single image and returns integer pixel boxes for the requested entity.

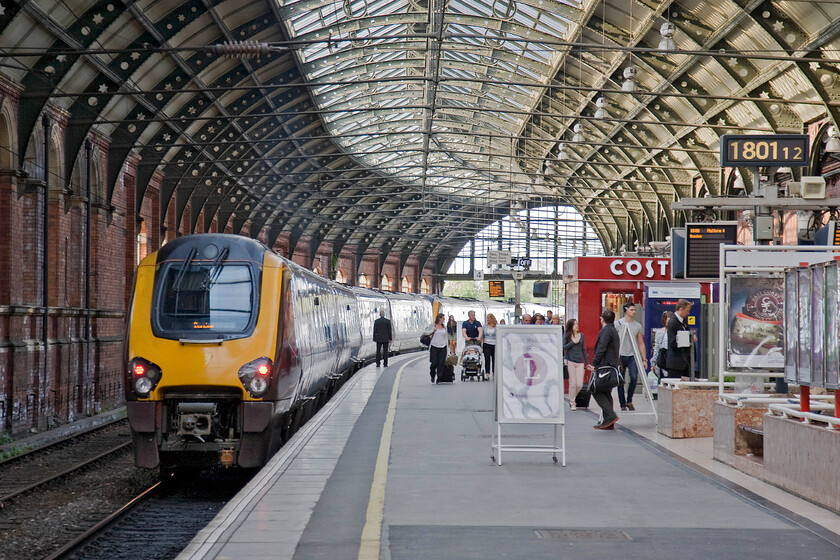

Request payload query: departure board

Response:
[685,222,738,279]
[488,280,505,298]
[720,134,809,167]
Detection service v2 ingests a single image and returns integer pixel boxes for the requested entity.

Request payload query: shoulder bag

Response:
[589,365,622,393]
[656,347,667,370]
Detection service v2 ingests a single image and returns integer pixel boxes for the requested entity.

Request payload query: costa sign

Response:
[566,257,671,282]
[609,259,669,278]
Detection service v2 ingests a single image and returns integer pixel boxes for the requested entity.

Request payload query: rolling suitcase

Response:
[575,368,592,408]
[437,363,455,383]
[575,388,591,409]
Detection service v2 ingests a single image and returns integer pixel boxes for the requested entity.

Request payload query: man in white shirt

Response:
[616,302,647,411]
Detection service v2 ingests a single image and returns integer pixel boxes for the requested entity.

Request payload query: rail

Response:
[43,483,161,560]
[768,403,840,429]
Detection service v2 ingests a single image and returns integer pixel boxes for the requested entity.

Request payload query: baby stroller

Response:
[460,339,485,381]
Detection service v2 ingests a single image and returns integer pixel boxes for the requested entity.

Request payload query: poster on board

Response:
[727,275,784,369]
[495,325,564,424]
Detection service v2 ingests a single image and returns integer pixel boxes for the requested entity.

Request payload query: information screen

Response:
[489,280,505,298]
[720,134,809,167]
[685,222,738,279]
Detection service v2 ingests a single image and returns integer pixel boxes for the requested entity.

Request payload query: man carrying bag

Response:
[590,308,622,430]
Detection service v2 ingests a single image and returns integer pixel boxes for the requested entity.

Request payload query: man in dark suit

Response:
[373,309,393,367]
[665,299,692,378]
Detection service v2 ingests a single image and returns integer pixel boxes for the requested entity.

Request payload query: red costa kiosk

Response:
[563,256,672,361]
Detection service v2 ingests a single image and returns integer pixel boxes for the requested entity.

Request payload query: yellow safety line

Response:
[358,357,420,560]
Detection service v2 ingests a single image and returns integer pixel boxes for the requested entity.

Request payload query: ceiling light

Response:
[572,124,585,143]
[557,143,569,160]
[658,22,677,51]
[621,66,636,92]
[594,97,607,119]
[826,126,840,153]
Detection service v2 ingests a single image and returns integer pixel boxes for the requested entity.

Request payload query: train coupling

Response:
[176,402,216,440]
[219,447,235,468]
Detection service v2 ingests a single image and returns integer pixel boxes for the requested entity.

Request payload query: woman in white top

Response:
[483,313,498,380]
[651,311,672,378]
[425,313,448,383]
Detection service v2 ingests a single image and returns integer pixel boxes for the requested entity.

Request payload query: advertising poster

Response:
[727,275,784,369]
[496,326,563,423]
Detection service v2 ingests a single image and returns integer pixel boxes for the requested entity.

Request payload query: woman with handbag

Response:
[563,319,591,410]
[483,314,498,380]
[651,311,672,379]
[427,313,448,383]
[446,315,458,355]
[591,308,621,430]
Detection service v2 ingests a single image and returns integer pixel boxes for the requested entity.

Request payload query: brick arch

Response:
[0,108,13,170]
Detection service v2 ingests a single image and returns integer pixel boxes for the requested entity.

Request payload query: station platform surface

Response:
[178,353,840,560]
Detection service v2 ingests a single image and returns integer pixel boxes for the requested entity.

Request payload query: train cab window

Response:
[153,260,257,339]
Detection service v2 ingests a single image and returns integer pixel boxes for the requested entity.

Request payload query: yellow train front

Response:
[125,234,305,470]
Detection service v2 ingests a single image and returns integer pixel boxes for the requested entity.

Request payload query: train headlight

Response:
[135,376,153,395]
[249,377,268,394]
[128,357,162,398]
[238,357,273,398]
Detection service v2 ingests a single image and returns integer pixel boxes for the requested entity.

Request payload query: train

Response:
[125,233,515,471]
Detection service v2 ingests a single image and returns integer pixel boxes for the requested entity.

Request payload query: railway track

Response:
[0,418,132,503]
[45,469,253,560]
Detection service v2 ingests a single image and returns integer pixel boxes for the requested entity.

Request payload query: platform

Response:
[177,353,840,560]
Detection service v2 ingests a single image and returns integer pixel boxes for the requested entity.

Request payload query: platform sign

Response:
[487,250,512,267]
[720,134,809,167]
[685,222,738,279]
[495,325,563,423]
[488,280,505,298]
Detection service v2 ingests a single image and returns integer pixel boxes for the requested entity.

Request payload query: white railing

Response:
[768,403,840,429]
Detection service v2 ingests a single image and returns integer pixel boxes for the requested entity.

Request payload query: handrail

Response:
[768,403,840,428]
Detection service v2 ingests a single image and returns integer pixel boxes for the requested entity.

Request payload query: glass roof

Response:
[277,0,584,201]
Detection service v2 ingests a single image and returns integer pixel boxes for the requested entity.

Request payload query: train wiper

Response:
[171,248,197,294]
[201,246,230,291]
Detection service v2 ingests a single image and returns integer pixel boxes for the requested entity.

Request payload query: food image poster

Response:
[727,275,784,369]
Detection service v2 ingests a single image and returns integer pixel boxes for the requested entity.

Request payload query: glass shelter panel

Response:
[798,268,812,385]
[811,264,825,387]
[784,269,798,384]
[826,262,840,389]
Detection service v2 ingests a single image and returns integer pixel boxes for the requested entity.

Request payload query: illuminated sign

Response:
[488,280,505,298]
[684,222,738,279]
[720,134,809,167]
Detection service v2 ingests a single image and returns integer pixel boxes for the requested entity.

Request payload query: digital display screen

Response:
[685,222,738,279]
[488,280,505,298]
[720,134,809,167]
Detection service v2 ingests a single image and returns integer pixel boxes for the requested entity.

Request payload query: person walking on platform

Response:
[521,313,532,325]
[665,299,693,378]
[483,314,498,380]
[616,302,646,411]
[564,319,591,410]
[592,308,620,430]
[373,309,393,367]
[652,311,672,378]
[446,315,458,355]
[461,310,483,344]
[426,313,448,383]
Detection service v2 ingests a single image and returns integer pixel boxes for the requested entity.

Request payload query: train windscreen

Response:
[153,255,257,338]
